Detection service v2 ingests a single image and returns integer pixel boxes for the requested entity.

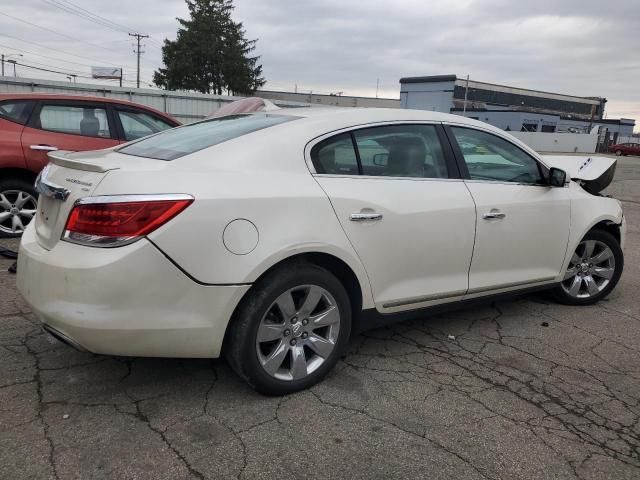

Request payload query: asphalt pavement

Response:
[1,155,639,479]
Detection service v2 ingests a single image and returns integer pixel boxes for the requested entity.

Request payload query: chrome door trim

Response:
[350,212,383,221]
[35,164,70,201]
[466,277,556,295]
[483,211,506,220]
[313,174,464,182]
[382,277,556,310]
[383,289,468,309]
[464,179,554,188]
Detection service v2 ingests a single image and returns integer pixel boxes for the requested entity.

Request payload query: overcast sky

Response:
[1,0,639,129]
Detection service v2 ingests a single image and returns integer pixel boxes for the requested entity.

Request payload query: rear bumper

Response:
[16,225,250,358]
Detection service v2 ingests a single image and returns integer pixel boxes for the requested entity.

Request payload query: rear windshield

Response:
[117,113,297,160]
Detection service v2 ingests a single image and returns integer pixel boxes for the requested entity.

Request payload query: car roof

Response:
[274,106,507,135]
[0,93,179,124]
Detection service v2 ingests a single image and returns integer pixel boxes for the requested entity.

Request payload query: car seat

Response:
[80,109,100,136]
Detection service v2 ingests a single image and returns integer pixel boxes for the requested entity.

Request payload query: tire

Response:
[225,262,352,395]
[615,150,622,156]
[551,229,623,306]
[0,177,38,238]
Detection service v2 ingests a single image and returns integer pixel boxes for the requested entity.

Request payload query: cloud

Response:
[1,0,638,129]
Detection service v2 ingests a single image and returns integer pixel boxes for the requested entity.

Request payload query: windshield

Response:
[117,113,297,160]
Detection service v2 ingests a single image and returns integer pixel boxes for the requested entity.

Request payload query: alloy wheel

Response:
[561,240,616,299]
[0,190,37,235]
[255,285,341,381]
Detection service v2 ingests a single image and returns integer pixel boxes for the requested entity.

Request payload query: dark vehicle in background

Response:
[609,142,640,156]
[0,94,179,236]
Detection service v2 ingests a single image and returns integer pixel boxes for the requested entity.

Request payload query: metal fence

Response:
[0,76,314,123]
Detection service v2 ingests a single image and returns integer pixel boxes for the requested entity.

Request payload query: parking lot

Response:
[0,155,638,480]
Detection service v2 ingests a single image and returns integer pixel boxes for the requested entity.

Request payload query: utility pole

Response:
[1,54,4,77]
[129,32,148,88]
[463,74,470,113]
[376,78,379,98]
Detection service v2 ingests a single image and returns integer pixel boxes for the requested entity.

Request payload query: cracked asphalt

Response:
[1,156,639,480]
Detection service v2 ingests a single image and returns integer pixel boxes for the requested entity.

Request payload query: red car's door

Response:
[21,101,119,172]
[630,144,640,156]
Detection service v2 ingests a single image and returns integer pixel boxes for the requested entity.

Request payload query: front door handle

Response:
[30,144,59,152]
[350,212,383,222]
[483,210,506,220]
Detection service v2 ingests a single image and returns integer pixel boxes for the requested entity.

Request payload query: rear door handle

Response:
[483,211,506,220]
[30,144,58,151]
[350,212,383,222]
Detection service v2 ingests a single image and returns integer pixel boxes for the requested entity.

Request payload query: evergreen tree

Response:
[153,0,265,95]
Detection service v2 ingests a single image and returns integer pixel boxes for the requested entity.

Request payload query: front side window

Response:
[117,110,175,141]
[0,100,35,125]
[37,104,111,138]
[451,127,544,185]
[353,124,449,178]
[118,113,297,160]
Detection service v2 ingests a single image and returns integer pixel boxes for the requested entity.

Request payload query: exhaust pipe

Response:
[43,325,89,353]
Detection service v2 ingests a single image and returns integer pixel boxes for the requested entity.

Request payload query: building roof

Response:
[597,118,636,126]
[399,75,457,84]
[400,75,603,105]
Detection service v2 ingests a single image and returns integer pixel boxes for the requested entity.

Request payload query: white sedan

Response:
[17,108,625,394]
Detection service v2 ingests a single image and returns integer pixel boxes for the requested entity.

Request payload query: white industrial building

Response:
[400,75,636,143]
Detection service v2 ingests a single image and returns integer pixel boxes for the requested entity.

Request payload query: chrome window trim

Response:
[463,179,555,188]
[304,120,441,175]
[313,173,464,183]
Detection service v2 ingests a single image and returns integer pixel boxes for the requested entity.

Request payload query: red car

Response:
[609,142,640,156]
[0,93,180,236]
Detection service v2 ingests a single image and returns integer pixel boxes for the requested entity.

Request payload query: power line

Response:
[0,32,127,69]
[0,11,142,62]
[39,0,164,52]
[40,0,139,34]
[8,59,93,79]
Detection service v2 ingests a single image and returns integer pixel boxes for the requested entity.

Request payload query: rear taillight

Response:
[62,194,193,247]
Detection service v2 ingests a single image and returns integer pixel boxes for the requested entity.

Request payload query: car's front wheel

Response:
[552,229,623,305]
[0,178,38,237]
[225,262,352,395]
[615,150,623,156]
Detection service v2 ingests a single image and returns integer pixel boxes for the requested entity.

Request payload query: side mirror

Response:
[373,153,388,166]
[549,167,567,187]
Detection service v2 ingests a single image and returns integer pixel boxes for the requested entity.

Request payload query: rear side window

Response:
[310,124,449,179]
[353,125,449,178]
[310,133,359,175]
[117,109,175,141]
[118,113,297,160]
[0,100,35,125]
[37,104,111,138]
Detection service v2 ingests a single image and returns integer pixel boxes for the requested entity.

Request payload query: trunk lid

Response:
[34,150,116,250]
[542,155,616,194]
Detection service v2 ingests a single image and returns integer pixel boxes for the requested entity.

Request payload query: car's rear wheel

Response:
[615,150,623,156]
[551,229,623,305]
[225,262,351,395]
[0,179,38,237]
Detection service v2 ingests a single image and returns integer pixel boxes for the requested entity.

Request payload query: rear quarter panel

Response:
[91,132,376,310]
